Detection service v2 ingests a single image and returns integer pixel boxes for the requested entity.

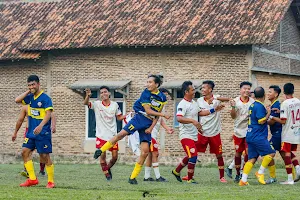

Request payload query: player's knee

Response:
[141,150,149,158]
[189,156,197,164]
[269,153,276,157]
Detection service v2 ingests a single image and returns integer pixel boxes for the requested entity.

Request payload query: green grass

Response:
[0,163,299,200]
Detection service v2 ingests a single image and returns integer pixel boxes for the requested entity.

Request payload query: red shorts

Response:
[150,138,159,152]
[96,137,119,151]
[181,138,198,158]
[196,133,222,155]
[24,127,28,138]
[233,135,247,153]
[281,142,297,152]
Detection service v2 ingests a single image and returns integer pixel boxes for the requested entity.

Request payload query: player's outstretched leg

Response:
[239,158,256,186]
[256,154,275,185]
[172,157,189,182]
[94,130,128,159]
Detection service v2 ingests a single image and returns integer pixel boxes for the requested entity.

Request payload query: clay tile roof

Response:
[0,0,292,60]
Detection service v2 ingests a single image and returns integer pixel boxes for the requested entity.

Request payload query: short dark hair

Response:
[27,75,39,83]
[284,83,294,95]
[148,74,163,87]
[254,87,265,98]
[182,81,193,95]
[202,80,215,90]
[269,85,281,97]
[240,81,252,88]
[99,86,110,92]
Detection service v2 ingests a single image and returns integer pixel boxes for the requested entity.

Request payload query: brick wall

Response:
[0,47,251,164]
[253,8,300,74]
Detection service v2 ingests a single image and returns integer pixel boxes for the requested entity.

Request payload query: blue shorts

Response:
[123,113,153,143]
[269,135,281,152]
[22,137,52,154]
[247,139,275,159]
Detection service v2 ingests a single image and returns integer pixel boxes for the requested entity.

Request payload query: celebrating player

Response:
[84,86,126,180]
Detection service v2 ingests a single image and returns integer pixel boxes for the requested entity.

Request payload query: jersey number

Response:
[291,109,300,124]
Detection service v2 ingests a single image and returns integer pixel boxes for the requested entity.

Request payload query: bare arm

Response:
[217,96,231,102]
[116,114,126,121]
[145,117,159,134]
[198,104,225,116]
[83,88,91,106]
[15,90,30,103]
[12,106,27,141]
[230,100,237,119]
[144,104,170,119]
[161,118,174,134]
[267,119,276,125]
[270,116,286,125]
[51,111,57,133]
[177,116,202,133]
[258,109,271,124]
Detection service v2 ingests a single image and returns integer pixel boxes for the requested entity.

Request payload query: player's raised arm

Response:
[12,105,27,141]
[83,88,92,106]
[230,99,237,119]
[15,90,30,104]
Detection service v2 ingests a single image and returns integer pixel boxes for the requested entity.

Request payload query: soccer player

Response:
[144,88,174,182]
[12,105,56,177]
[227,81,254,182]
[239,87,275,186]
[84,86,126,180]
[172,81,224,184]
[196,80,231,183]
[94,74,170,184]
[268,83,300,184]
[15,75,55,188]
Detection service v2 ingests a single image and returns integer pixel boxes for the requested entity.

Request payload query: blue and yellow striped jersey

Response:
[22,91,53,140]
[246,100,268,141]
[133,89,167,114]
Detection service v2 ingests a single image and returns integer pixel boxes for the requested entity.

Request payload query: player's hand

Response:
[166,128,174,134]
[266,106,271,113]
[192,120,203,133]
[145,127,153,134]
[51,123,56,133]
[207,97,214,105]
[163,114,171,120]
[12,133,17,142]
[272,108,280,113]
[215,104,225,112]
[33,125,43,135]
[85,88,92,97]
[230,99,236,107]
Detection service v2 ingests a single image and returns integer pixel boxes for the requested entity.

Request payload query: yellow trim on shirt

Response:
[45,107,54,111]
[270,99,279,106]
[141,103,151,106]
[255,100,264,105]
[151,90,160,95]
[22,100,26,105]
[34,90,44,100]
[28,107,46,120]
[258,117,266,124]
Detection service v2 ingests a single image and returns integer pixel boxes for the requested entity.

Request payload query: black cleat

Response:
[94,149,102,159]
[39,171,46,176]
[128,178,138,184]
[108,168,112,179]
[172,169,182,182]
[225,167,233,179]
[143,177,155,181]
[234,175,241,183]
[105,174,112,181]
[156,176,168,182]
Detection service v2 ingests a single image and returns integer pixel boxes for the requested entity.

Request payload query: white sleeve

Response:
[280,102,288,119]
[115,103,122,116]
[176,102,186,117]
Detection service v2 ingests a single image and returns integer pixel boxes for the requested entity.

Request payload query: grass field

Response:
[0,163,299,200]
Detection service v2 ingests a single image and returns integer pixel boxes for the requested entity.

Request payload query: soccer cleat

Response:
[234,175,241,183]
[46,182,55,188]
[20,170,29,178]
[20,179,39,187]
[187,178,198,184]
[294,169,300,182]
[108,168,112,179]
[255,172,266,185]
[143,177,155,181]
[105,173,112,181]
[280,180,294,185]
[182,175,188,181]
[225,168,233,179]
[239,180,249,186]
[220,177,227,183]
[39,171,46,176]
[94,149,102,159]
[265,178,277,184]
[128,178,138,184]
[171,169,182,182]
[156,176,168,182]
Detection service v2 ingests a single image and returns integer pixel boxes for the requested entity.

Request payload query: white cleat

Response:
[280,180,294,185]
